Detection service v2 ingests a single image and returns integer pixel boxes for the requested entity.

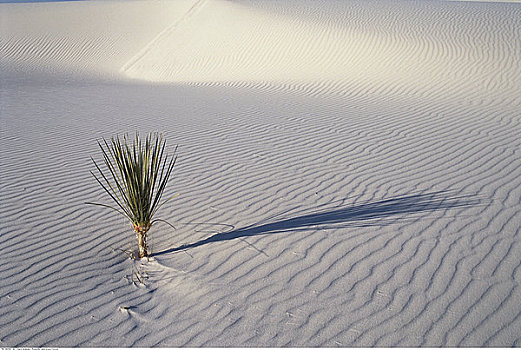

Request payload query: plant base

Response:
[134,224,150,258]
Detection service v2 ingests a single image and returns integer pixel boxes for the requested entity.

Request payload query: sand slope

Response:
[122,0,521,105]
[1,0,521,347]
[0,0,198,77]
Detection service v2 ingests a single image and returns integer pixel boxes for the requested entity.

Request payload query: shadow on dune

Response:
[154,191,479,256]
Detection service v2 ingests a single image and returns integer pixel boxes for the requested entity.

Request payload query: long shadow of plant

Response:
[154,191,479,256]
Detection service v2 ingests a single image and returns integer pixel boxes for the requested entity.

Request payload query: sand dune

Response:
[1,0,521,347]
[0,0,198,77]
[122,0,521,104]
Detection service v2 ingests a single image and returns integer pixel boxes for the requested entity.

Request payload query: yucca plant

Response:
[87,132,177,258]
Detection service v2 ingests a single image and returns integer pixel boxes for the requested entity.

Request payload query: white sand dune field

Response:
[1,0,521,347]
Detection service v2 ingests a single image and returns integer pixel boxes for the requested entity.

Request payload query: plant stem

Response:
[135,226,149,258]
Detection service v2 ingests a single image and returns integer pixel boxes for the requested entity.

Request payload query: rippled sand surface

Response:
[1,0,521,346]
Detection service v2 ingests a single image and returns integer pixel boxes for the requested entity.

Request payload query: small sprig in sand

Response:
[88,132,177,258]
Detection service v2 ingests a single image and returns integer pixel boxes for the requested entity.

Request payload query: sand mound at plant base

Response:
[1,0,521,347]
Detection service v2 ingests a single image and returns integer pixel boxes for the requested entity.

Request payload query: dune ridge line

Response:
[120,0,208,74]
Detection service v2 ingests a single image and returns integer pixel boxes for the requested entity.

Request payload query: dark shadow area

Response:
[154,191,479,256]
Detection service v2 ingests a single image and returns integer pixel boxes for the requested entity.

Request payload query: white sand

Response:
[1,0,521,346]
